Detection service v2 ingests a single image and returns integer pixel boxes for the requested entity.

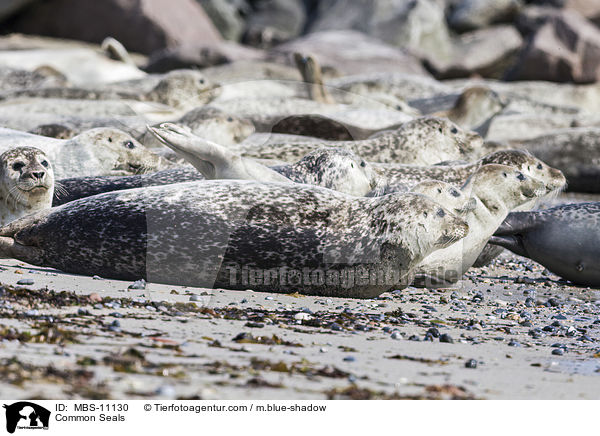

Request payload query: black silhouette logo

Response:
[3,402,50,433]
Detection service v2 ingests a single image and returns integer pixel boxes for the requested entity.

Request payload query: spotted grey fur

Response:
[0,180,468,298]
[53,145,383,205]
[235,117,483,164]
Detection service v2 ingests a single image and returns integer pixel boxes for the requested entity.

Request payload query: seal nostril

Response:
[31,171,45,180]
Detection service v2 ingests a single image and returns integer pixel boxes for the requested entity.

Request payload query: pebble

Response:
[319,347,328,353]
[427,327,440,338]
[391,331,402,340]
[189,295,201,301]
[552,348,565,356]
[508,340,521,347]
[16,279,34,285]
[265,296,274,300]
[294,312,312,321]
[155,384,176,398]
[128,279,146,290]
[78,308,90,316]
[439,334,454,343]
[343,356,355,362]
[464,359,478,369]
[330,323,342,331]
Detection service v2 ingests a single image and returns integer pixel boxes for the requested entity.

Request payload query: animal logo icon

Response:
[3,402,50,433]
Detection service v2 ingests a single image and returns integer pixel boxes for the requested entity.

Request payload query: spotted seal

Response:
[235,117,483,164]
[433,86,506,135]
[410,164,547,287]
[0,127,170,179]
[0,180,468,298]
[372,150,566,199]
[0,147,54,226]
[53,141,382,205]
[508,127,600,193]
[490,203,600,287]
[148,123,382,196]
[0,70,218,111]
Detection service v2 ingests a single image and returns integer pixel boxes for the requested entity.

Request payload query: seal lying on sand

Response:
[490,203,600,288]
[0,180,468,298]
[235,117,483,164]
[148,123,382,196]
[0,147,54,226]
[410,164,547,287]
[0,127,170,178]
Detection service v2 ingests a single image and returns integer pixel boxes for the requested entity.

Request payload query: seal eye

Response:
[108,137,113,143]
[438,128,443,133]
[537,163,543,170]
[12,162,24,171]
[351,163,354,168]
[227,117,233,122]
[450,127,458,134]
[437,209,446,218]
[41,160,49,168]
[199,79,205,84]
[124,141,135,149]
[360,161,366,167]
[423,212,428,218]
[451,189,461,197]
[503,172,508,177]
[437,188,442,194]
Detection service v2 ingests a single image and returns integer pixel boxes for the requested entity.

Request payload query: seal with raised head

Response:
[0,127,171,179]
[0,180,468,298]
[410,164,547,287]
[0,147,54,226]
[235,117,484,164]
[490,203,600,288]
[372,149,566,199]
[148,123,382,196]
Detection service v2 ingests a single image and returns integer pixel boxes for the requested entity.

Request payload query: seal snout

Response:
[436,215,469,248]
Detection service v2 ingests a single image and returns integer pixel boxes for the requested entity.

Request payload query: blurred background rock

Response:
[0,0,598,82]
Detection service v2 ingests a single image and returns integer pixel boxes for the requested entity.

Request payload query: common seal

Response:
[0,180,468,298]
[148,123,382,196]
[508,127,600,193]
[267,114,404,141]
[0,147,54,226]
[0,70,218,111]
[432,86,506,135]
[148,123,293,184]
[0,127,170,178]
[490,203,600,288]
[53,142,383,204]
[372,150,566,198]
[235,117,483,164]
[411,164,547,287]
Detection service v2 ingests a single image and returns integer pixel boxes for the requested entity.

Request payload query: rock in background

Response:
[0,0,599,82]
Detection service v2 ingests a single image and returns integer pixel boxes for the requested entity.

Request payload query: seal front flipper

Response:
[488,235,528,257]
[0,236,43,263]
[494,211,541,236]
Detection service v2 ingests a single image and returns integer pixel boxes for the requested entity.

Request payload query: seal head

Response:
[0,146,54,225]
